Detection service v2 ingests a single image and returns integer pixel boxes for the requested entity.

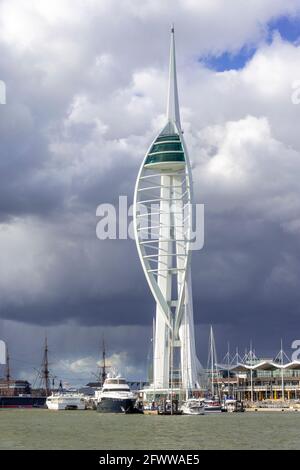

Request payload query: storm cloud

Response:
[1,0,300,382]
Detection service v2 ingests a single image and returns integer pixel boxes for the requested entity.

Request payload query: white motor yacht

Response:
[95,377,139,413]
[46,392,86,410]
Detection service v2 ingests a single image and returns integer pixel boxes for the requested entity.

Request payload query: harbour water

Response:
[0,409,300,450]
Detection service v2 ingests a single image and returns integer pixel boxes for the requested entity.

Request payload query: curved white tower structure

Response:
[134,28,201,391]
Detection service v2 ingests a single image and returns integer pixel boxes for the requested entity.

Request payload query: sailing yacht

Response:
[204,326,222,413]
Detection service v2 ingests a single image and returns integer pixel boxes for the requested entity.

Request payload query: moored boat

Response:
[46,392,86,410]
[181,398,205,415]
[96,377,138,414]
[203,398,222,413]
[222,399,245,412]
[0,395,46,408]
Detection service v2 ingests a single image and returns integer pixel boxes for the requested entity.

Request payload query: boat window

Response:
[105,378,127,384]
[103,388,129,392]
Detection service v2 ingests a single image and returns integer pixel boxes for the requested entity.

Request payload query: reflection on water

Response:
[0,409,300,450]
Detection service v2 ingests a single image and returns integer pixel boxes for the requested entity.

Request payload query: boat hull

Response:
[97,398,137,414]
[182,405,205,415]
[182,409,205,415]
[47,403,85,410]
[204,406,222,413]
[181,399,205,415]
[0,396,46,408]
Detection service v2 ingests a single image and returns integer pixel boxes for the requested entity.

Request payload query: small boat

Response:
[157,399,182,415]
[121,405,143,414]
[143,409,159,415]
[143,402,159,415]
[222,399,245,412]
[203,398,222,413]
[181,398,205,415]
[46,392,86,410]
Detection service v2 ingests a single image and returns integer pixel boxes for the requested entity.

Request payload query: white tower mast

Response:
[134,27,201,391]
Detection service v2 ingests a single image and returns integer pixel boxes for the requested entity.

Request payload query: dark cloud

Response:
[0,1,300,383]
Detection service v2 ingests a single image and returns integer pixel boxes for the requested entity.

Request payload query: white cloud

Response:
[194,115,300,226]
[1,0,300,57]
[0,0,300,338]
[57,351,143,379]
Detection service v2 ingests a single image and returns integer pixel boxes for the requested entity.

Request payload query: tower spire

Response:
[167,25,181,129]
[134,28,201,393]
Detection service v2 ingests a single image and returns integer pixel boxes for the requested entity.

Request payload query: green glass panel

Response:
[145,152,185,165]
[155,134,180,143]
[150,142,183,153]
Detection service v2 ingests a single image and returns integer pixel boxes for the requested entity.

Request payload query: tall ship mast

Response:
[0,340,47,408]
[134,27,202,393]
[41,336,51,396]
[98,338,108,386]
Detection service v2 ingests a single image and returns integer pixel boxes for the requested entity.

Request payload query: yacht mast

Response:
[5,345,10,384]
[274,339,289,400]
[102,337,107,386]
[208,326,215,396]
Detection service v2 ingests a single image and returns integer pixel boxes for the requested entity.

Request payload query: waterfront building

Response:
[210,343,300,403]
[216,359,300,402]
[0,378,31,396]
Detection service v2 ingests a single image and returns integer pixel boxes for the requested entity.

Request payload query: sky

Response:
[1,0,300,386]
